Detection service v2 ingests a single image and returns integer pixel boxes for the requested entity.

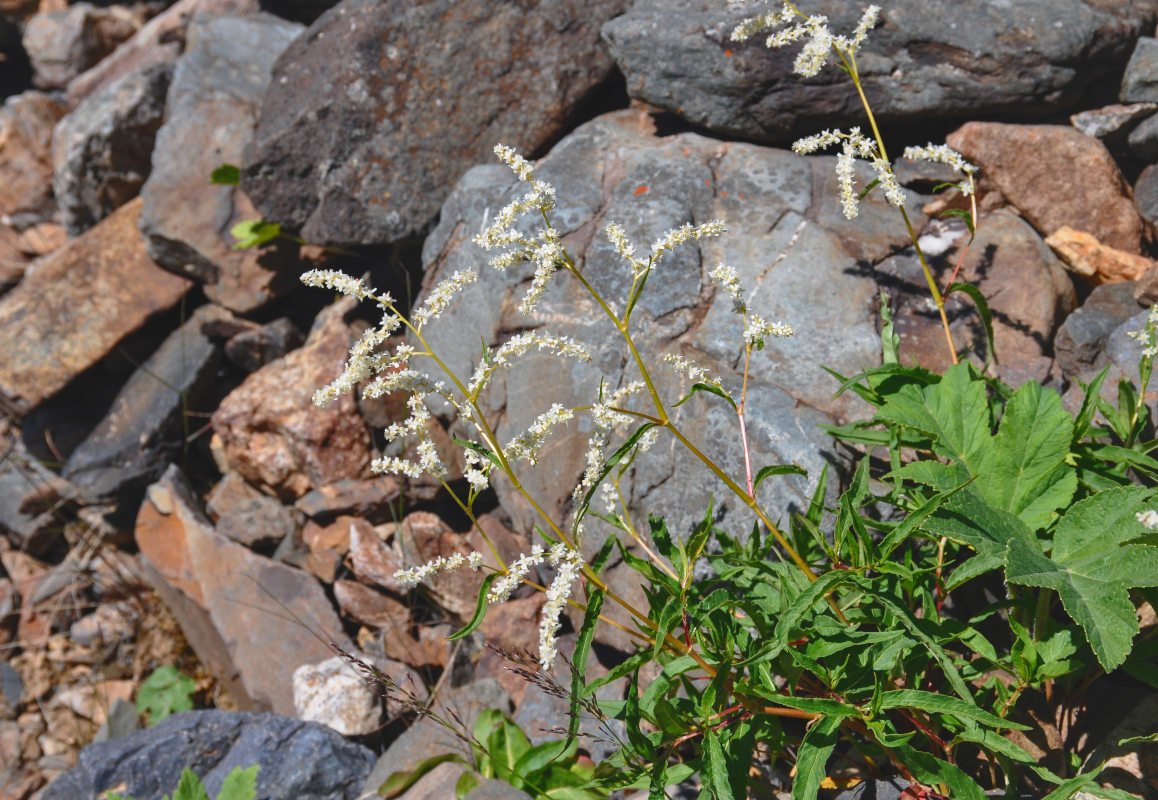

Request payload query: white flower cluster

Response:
[412,269,478,327]
[393,539,588,670]
[731,3,880,78]
[709,263,746,313]
[468,331,591,397]
[664,353,720,386]
[1138,509,1158,530]
[301,268,383,304]
[903,143,978,196]
[474,144,563,315]
[394,549,485,587]
[745,314,794,347]
[504,403,575,466]
[1127,304,1158,359]
[576,381,647,498]
[605,220,728,277]
[794,127,904,218]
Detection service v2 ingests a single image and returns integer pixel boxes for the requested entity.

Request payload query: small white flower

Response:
[394,548,488,588]
[902,143,977,176]
[745,314,794,347]
[649,220,727,269]
[412,269,477,327]
[538,543,584,669]
[300,268,386,304]
[664,352,719,386]
[489,544,545,603]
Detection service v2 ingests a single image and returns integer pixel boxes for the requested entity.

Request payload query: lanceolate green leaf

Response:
[791,716,841,800]
[1005,485,1158,670]
[876,690,1027,729]
[448,573,499,641]
[892,747,987,800]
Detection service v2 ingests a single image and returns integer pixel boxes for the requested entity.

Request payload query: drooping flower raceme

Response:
[794,127,904,218]
[730,2,881,78]
[903,143,978,197]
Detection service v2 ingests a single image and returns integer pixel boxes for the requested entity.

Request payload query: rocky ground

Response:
[1,0,1158,798]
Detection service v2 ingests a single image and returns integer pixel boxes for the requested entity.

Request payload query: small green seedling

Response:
[136,665,196,725]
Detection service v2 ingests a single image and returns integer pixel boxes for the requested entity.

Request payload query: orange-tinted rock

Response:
[135,465,351,715]
[1045,226,1154,284]
[395,511,481,619]
[947,122,1150,253]
[0,197,191,412]
[210,297,372,499]
[0,91,67,221]
[345,518,402,594]
[302,516,357,583]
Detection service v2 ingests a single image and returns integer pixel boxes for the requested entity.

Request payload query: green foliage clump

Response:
[109,765,257,800]
[136,665,196,725]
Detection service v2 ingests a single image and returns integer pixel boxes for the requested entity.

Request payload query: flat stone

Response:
[65,0,259,106]
[0,91,67,223]
[224,317,304,372]
[62,303,226,503]
[211,297,372,499]
[0,197,192,413]
[346,517,404,593]
[1071,102,1157,140]
[1128,111,1158,161]
[135,465,352,715]
[53,62,172,235]
[294,476,402,525]
[0,421,70,552]
[215,492,301,549]
[40,710,376,800]
[395,512,479,618]
[1055,282,1144,378]
[1122,36,1158,103]
[947,122,1150,253]
[205,471,262,521]
[603,0,1158,144]
[1136,164,1158,227]
[1045,226,1155,284]
[242,0,629,246]
[22,3,138,89]
[139,13,304,312]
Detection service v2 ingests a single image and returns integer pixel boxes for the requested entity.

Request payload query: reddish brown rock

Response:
[0,91,68,222]
[0,197,192,412]
[478,594,546,705]
[294,476,401,525]
[210,297,372,499]
[1045,226,1154,285]
[333,580,447,668]
[345,518,402,593]
[0,225,28,290]
[135,465,351,716]
[946,122,1150,253]
[22,3,139,89]
[302,516,357,583]
[66,0,259,105]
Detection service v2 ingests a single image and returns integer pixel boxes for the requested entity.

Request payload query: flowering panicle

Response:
[505,404,575,466]
[462,447,493,493]
[576,381,647,499]
[300,268,385,304]
[1128,304,1158,359]
[394,549,485,587]
[903,143,978,196]
[605,221,647,274]
[412,269,477,327]
[468,331,591,396]
[664,353,721,387]
[649,220,727,271]
[794,127,903,218]
[731,3,880,78]
[474,145,564,315]
[1138,509,1158,530]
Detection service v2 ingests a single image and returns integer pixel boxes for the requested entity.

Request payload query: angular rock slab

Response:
[22,2,139,89]
[53,62,173,236]
[211,296,372,499]
[0,91,67,222]
[39,710,375,800]
[139,13,304,312]
[947,122,1151,253]
[62,304,226,503]
[135,465,352,716]
[242,0,629,247]
[419,109,912,542]
[0,197,192,413]
[603,0,1158,144]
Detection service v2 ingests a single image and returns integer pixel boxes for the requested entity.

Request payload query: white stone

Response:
[292,654,382,736]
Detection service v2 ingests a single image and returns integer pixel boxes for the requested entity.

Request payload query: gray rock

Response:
[362,679,511,797]
[464,779,535,800]
[0,426,65,552]
[1122,36,1158,103]
[40,710,376,800]
[92,698,141,743]
[1137,164,1158,228]
[819,778,909,800]
[53,62,173,235]
[62,304,226,503]
[1128,111,1158,161]
[241,0,629,247]
[22,3,138,89]
[139,13,304,312]
[1071,102,1157,141]
[224,317,304,372]
[419,109,906,548]
[603,0,1158,144]
[1055,282,1144,378]
[216,492,301,548]
[292,653,383,735]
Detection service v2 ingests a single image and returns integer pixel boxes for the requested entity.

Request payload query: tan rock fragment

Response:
[1045,226,1155,284]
